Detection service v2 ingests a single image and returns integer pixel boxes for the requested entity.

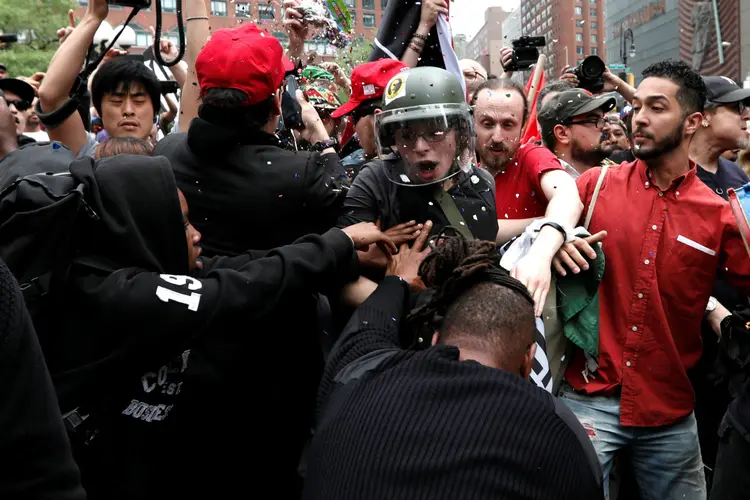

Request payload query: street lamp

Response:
[621,26,635,66]
[113,25,136,51]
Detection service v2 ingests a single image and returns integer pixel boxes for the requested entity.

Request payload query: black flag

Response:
[367,0,447,68]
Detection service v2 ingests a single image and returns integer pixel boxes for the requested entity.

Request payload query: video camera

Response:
[566,55,606,93]
[502,36,546,72]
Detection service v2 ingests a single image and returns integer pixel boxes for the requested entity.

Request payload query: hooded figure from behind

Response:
[42,154,362,500]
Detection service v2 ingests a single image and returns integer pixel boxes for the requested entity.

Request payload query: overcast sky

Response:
[450,0,520,39]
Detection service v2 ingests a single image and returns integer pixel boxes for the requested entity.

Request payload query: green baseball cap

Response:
[538,89,617,128]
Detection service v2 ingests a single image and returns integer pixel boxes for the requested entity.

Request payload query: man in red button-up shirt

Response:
[557,61,750,500]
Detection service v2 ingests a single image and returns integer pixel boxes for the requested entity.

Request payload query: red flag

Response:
[521,70,546,145]
[340,116,355,147]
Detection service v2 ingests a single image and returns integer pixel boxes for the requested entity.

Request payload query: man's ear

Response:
[684,111,704,138]
[521,343,537,380]
[553,123,571,146]
[431,331,440,346]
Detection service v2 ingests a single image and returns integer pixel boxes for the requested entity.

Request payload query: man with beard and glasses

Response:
[470,77,583,317]
[553,60,750,500]
[538,90,618,177]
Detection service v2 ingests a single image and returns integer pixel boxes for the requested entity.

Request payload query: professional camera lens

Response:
[579,56,605,80]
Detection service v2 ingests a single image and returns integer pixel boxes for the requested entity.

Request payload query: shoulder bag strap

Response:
[584,165,609,231]
[434,188,474,241]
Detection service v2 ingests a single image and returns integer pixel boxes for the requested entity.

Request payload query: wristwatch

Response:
[312,137,339,153]
[705,296,718,314]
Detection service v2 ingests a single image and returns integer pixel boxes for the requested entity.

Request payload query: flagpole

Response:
[526,54,546,102]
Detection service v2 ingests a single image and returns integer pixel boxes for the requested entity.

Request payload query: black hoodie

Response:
[0,257,86,500]
[44,155,359,499]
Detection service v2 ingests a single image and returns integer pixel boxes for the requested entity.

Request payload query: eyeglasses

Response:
[395,122,453,145]
[707,100,748,115]
[565,116,606,130]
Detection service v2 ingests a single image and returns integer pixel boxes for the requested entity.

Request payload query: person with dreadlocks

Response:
[301,224,604,500]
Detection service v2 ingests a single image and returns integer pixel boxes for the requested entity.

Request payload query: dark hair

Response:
[91,58,161,118]
[408,235,535,364]
[641,60,707,116]
[95,137,154,158]
[199,88,275,129]
[537,80,575,109]
[470,78,529,127]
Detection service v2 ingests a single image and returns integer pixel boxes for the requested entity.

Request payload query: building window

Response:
[576,33,583,42]
[575,6,582,15]
[591,47,598,55]
[382,0,388,7]
[211,0,227,16]
[363,13,376,27]
[350,11,357,25]
[162,0,176,12]
[576,45,583,55]
[135,30,152,47]
[362,0,374,10]
[345,0,355,7]
[235,2,249,17]
[590,21,597,29]
[78,0,87,5]
[273,31,289,46]
[589,8,596,16]
[259,4,274,19]
[591,34,597,43]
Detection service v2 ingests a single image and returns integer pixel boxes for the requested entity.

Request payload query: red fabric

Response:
[566,160,750,427]
[521,70,546,145]
[331,59,409,119]
[493,143,564,219]
[195,24,294,104]
[340,117,355,147]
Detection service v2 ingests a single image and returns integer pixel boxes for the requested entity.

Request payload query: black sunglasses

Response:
[0,90,31,111]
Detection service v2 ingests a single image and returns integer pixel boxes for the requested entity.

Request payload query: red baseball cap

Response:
[331,59,408,119]
[196,23,294,105]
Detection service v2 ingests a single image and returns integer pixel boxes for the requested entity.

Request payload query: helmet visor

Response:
[375,104,476,187]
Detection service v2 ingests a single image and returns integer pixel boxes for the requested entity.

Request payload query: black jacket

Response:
[46,155,359,499]
[303,277,604,499]
[152,118,347,256]
[338,158,498,242]
[0,258,86,500]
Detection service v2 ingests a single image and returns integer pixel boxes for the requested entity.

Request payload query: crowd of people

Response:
[1,0,750,499]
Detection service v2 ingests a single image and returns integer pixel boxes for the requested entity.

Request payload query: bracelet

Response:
[186,16,209,21]
[410,36,425,46]
[538,221,567,239]
[412,33,429,41]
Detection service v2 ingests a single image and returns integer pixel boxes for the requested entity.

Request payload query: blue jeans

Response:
[559,384,707,500]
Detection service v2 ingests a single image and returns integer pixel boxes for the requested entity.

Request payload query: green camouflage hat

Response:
[302,84,342,111]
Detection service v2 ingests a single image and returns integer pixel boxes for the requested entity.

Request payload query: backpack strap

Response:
[584,164,609,231]
[434,188,474,241]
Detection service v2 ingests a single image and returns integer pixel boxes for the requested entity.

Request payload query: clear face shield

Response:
[375,103,476,187]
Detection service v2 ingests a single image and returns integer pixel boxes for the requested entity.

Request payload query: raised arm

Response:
[38,0,108,156]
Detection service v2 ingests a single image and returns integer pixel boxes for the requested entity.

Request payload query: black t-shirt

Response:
[696,158,750,200]
[337,158,499,242]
